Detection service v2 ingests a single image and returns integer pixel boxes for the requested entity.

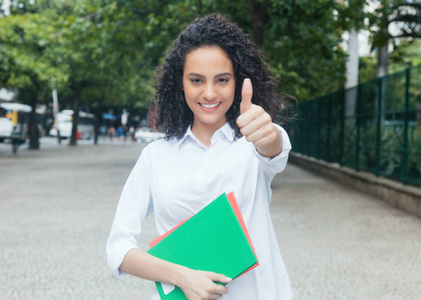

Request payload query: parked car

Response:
[135,127,165,143]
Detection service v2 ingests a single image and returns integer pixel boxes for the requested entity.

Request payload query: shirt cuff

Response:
[107,242,139,277]
[252,123,292,164]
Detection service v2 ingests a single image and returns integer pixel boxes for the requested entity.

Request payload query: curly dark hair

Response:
[154,13,287,140]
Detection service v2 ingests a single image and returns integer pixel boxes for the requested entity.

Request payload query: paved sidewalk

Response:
[0,140,420,299]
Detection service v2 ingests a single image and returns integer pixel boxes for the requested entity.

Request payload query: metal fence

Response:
[289,64,421,187]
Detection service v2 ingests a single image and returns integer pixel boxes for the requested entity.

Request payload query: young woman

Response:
[107,14,293,300]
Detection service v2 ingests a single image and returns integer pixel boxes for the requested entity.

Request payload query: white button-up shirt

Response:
[106,122,293,300]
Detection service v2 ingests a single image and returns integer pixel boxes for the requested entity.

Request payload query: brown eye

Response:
[191,78,201,83]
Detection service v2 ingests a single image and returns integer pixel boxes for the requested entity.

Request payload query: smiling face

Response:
[182,46,235,136]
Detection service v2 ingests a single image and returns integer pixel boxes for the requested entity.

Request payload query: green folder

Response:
[147,192,259,300]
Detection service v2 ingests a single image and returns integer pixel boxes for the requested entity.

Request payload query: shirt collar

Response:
[217,122,235,142]
[176,122,235,148]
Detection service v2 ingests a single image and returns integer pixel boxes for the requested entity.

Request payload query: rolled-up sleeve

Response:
[253,124,292,179]
[106,153,154,277]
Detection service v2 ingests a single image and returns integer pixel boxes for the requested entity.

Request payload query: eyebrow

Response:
[186,72,233,78]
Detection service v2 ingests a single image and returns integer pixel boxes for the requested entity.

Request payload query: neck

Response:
[191,121,226,148]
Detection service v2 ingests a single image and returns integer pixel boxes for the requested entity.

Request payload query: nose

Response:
[203,82,217,101]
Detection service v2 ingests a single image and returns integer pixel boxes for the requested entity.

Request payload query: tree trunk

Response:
[247,0,268,47]
[345,28,360,118]
[94,97,104,145]
[375,44,389,121]
[69,84,81,146]
[376,44,389,78]
[28,95,40,150]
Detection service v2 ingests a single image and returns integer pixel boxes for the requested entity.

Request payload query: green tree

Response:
[391,0,421,39]
[44,0,152,145]
[2,0,161,146]
[262,0,347,99]
[369,0,421,77]
[0,11,67,149]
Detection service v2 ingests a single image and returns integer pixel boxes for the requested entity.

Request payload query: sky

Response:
[1,0,10,15]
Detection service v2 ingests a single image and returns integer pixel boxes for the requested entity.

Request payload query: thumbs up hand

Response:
[236,78,282,158]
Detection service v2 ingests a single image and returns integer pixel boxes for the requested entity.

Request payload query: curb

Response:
[289,152,421,219]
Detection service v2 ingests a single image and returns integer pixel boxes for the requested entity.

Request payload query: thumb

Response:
[207,272,232,284]
[240,78,253,114]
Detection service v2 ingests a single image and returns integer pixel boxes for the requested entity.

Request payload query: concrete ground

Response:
[0,138,420,299]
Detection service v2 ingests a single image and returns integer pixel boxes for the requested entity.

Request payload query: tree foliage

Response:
[390,0,421,39]
[367,0,421,77]
[3,0,351,102]
[0,10,67,148]
[261,0,347,100]
[2,0,419,149]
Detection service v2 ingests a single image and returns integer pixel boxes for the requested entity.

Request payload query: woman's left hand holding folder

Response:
[121,249,231,299]
[176,266,232,299]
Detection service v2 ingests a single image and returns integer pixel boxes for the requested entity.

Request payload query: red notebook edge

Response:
[149,219,189,248]
[226,192,260,276]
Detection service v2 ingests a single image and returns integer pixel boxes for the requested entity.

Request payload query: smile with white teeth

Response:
[199,102,221,109]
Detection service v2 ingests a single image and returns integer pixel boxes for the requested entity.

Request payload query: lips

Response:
[199,102,221,109]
